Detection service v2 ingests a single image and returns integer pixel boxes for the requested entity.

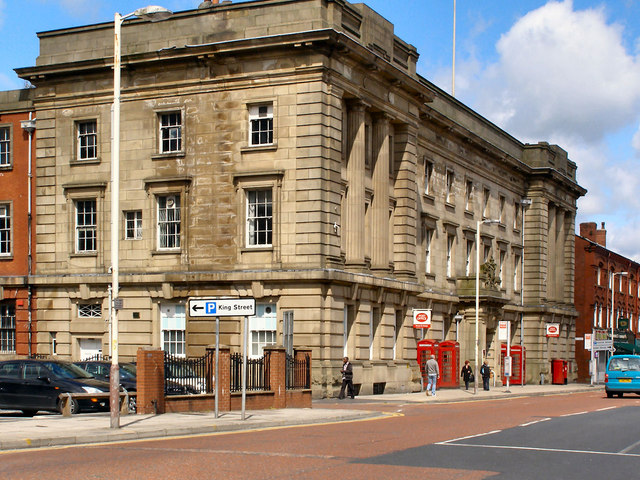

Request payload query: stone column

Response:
[555,208,566,302]
[345,100,366,268]
[547,203,557,301]
[371,113,391,271]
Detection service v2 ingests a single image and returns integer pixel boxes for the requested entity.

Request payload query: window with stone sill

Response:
[159,112,183,154]
[75,199,97,253]
[249,104,273,147]
[0,204,10,255]
[76,120,98,161]
[0,127,10,167]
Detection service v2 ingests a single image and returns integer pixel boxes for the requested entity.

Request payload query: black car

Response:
[0,359,111,416]
[74,361,138,412]
[74,360,198,406]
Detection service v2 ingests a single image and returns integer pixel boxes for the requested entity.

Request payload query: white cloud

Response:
[633,124,640,155]
[466,0,640,145]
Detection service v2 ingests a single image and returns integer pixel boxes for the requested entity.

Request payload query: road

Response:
[1,391,638,479]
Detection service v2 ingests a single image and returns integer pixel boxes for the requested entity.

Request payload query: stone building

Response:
[574,222,640,383]
[0,89,36,357]
[13,0,585,396]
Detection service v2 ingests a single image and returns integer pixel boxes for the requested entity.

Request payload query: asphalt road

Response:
[1,391,637,480]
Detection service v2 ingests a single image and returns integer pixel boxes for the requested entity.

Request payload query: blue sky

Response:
[2,0,640,260]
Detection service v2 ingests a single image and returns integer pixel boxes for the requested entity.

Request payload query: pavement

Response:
[0,383,603,452]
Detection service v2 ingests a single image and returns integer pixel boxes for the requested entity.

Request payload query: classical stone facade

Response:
[14,0,585,396]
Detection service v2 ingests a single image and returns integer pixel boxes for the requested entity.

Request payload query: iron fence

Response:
[285,354,310,390]
[230,353,269,392]
[164,351,213,395]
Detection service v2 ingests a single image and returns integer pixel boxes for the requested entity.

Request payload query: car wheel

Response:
[57,397,80,415]
[21,409,37,417]
[606,391,614,398]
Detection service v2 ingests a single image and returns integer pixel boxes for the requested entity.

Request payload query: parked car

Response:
[74,360,200,407]
[0,359,111,416]
[165,361,207,394]
[74,360,137,412]
[605,354,640,398]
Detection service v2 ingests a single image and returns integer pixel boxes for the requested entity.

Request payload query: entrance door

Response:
[79,338,102,360]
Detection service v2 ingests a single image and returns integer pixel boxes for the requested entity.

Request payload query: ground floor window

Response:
[0,301,16,353]
[249,303,277,358]
[161,304,186,356]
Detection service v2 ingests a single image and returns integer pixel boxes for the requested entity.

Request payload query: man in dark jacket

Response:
[338,356,354,399]
[480,361,491,391]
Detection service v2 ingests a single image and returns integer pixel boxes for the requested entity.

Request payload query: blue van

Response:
[605,354,640,398]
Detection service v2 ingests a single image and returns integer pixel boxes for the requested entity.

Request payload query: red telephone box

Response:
[500,344,526,385]
[437,341,460,388]
[417,339,438,386]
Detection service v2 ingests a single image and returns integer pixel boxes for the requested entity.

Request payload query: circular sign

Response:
[416,312,429,323]
[548,325,558,334]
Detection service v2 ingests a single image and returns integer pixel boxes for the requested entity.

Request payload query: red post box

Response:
[552,358,568,385]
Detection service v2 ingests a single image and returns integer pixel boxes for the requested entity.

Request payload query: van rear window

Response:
[609,357,640,372]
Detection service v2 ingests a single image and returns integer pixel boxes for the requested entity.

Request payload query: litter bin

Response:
[552,359,568,385]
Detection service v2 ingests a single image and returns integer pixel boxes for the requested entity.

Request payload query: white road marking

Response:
[596,406,617,412]
[436,430,502,444]
[519,417,551,427]
[560,411,588,417]
[441,442,640,458]
[619,438,640,455]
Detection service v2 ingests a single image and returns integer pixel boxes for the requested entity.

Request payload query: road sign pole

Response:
[215,316,219,419]
[242,315,247,421]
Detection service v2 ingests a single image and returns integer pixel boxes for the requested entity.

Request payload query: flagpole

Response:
[452,0,456,96]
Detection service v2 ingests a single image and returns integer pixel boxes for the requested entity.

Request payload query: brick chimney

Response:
[579,221,606,247]
[595,222,607,247]
[198,0,220,8]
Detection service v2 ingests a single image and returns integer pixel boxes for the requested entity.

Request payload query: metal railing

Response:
[230,353,269,392]
[164,351,213,395]
[285,354,310,390]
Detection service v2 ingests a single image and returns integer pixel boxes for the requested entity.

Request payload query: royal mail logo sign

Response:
[413,309,432,329]
[546,323,560,337]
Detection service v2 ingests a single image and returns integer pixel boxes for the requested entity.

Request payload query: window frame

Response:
[75,199,98,253]
[246,188,273,248]
[0,203,11,256]
[0,301,16,353]
[156,194,181,251]
[248,103,274,147]
[445,169,455,204]
[424,160,434,196]
[158,111,183,155]
[78,303,102,319]
[0,125,11,168]
[125,210,143,240]
[76,119,98,161]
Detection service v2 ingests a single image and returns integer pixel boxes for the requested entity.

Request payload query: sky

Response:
[1,0,640,260]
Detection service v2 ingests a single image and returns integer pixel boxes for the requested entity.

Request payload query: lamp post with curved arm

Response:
[110,5,173,429]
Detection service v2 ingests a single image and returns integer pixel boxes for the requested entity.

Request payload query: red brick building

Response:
[0,89,36,357]
[574,222,640,382]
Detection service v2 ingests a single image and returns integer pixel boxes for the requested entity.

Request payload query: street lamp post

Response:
[475,218,500,394]
[610,271,628,363]
[110,5,172,430]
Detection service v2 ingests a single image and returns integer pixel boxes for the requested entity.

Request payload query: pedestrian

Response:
[338,356,354,399]
[426,354,439,396]
[480,360,491,391]
[461,360,473,390]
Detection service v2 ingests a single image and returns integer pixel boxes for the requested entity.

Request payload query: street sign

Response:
[546,323,560,337]
[504,356,512,377]
[584,333,592,350]
[189,298,255,317]
[412,309,432,329]
[498,321,510,341]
